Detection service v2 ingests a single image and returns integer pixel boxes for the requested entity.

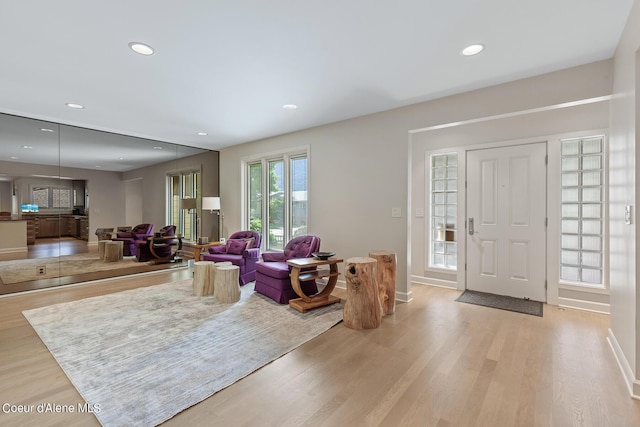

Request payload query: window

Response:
[560,136,605,285]
[31,185,72,209]
[245,151,308,251]
[429,153,457,269]
[168,170,200,241]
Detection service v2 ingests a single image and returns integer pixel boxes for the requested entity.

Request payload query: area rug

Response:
[1,253,145,284]
[456,289,543,317]
[22,281,343,427]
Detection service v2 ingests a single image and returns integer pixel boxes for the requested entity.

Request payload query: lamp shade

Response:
[179,198,197,210]
[202,197,221,211]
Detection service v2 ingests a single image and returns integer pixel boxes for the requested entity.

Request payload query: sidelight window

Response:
[560,136,605,285]
[429,153,458,270]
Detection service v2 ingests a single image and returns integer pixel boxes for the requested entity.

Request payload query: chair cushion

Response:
[261,252,286,262]
[227,239,248,255]
[255,261,291,279]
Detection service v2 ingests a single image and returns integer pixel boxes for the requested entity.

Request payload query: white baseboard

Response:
[558,297,610,314]
[335,279,413,303]
[0,246,27,254]
[607,329,640,399]
[411,275,459,289]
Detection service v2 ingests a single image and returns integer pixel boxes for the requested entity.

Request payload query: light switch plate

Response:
[391,207,401,218]
[625,205,633,225]
[415,208,424,218]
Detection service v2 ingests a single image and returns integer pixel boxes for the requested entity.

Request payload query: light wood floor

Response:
[1,274,639,427]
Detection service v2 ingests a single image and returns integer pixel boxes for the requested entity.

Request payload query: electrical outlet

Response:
[36,265,46,276]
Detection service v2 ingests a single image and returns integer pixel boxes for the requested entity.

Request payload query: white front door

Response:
[466,143,547,302]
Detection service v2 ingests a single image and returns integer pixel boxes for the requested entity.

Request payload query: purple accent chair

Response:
[112,223,154,256]
[134,225,176,262]
[254,235,321,304]
[202,231,262,285]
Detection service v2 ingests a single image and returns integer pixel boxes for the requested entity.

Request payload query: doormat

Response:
[455,290,543,317]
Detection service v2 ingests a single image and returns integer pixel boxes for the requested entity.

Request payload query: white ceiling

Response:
[0,0,634,153]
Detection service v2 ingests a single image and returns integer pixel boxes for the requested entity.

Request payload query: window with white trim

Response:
[429,153,457,269]
[560,136,605,285]
[167,170,200,241]
[246,150,308,251]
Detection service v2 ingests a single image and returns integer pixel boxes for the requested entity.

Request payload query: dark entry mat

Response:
[455,290,543,317]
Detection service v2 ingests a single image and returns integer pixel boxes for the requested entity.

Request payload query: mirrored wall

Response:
[0,112,219,294]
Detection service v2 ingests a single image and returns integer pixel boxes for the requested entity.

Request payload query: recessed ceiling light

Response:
[129,42,154,56]
[197,132,208,136]
[461,44,484,56]
[22,145,33,149]
[282,104,298,110]
[119,157,125,160]
[10,156,18,160]
[66,103,84,109]
[40,128,54,133]
[153,146,163,150]
[95,165,102,168]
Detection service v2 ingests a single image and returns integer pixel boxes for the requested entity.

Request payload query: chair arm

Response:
[261,251,285,262]
[208,245,227,254]
[243,248,261,259]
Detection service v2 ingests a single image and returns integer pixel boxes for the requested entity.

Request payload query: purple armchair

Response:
[134,225,176,262]
[112,223,154,256]
[254,235,321,304]
[202,231,262,285]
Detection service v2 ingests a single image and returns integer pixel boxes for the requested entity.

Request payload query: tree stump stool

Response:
[214,264,241,303]
[103,241,121,262]
[114,240,123,260]
[369,250,397,315]
[343,257,382,330]
[193,261,215,296]
[98,240,110,260]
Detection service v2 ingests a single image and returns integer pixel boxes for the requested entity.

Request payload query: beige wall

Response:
[609,0,640,398]
[0,181,11,212]
[220,60,613,302]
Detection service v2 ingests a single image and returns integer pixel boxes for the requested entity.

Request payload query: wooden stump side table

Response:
[214,265,241,303]
[287,257,343,313]
[368,250,397,315]
[343,257,382,330]
[193,261,215,296]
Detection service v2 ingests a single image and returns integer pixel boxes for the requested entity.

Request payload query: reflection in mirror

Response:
[0,112,218,295]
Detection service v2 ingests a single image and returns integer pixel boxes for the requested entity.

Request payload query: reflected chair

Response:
[135,225,179,263]
[112,223,154,256]
[254,235,321,304]
[202,230,262,285]
[95,227,114,241]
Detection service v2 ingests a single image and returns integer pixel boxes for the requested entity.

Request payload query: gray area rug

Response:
[23,280,343,427]
[456,289,543,317]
